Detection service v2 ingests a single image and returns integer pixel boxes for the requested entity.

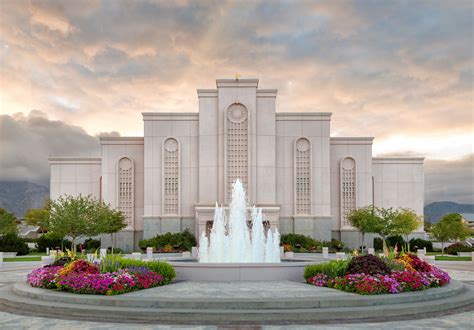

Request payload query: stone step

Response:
[0,283,473,324]
[10,280,467,310]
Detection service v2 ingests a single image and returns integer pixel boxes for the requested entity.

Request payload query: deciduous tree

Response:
[0,208,17,236]
[348,206,381,253]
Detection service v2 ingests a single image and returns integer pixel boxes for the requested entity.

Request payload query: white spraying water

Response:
[198,231,209,263]
[199,179,281,263]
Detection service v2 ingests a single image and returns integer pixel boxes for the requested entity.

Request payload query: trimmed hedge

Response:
[386,235,405,249]
[280,233,320,251]
[409,238,433,252]
[37,234,72,252]
[304,260,349,280]
[0,233,29,255]
[138,229,196,252]
[323,239,345,252]
[445,242,473,255]
[82,238,101,251]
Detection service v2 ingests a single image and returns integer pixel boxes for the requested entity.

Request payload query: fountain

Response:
[198,179,281,263]
[166,178,315,281]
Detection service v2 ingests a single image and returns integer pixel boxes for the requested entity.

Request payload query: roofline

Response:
[373,157,425,164]
[49,157,101,164]
[276,112,332,121]
[99,136,144,145]
[330,137,374,145]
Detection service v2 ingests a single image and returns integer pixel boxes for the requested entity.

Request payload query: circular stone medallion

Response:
[227,104,248,123]
[119,158,132,170]
[165,138,178,152]
[296,138,310,152]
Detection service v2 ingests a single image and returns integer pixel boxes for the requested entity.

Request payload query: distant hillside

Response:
[0,181,49,218]
[424,201,474,223]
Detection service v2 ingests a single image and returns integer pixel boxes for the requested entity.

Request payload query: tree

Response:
[347,206,381,253]
[47,195,126,253]
[423,220,432,233]
[394,208,422,251]
[96,202,126,254]
[431,213,470,255]
[373,207,399,253]
[0,208,17,236]
[25,199,51,233]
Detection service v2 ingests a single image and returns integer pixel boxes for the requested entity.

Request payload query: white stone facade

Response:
[49,78,425,250]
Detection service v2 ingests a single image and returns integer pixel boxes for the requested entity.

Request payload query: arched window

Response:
[118,157,134,228]
[226,103,248,202]
[340,157,356,228]
[294,138,311,214]
[163,137,180,215]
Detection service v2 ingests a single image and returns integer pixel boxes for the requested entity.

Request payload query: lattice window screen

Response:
[295,138,311,214]
[118,157,134,228]
[226,104,248,202]
[340,157,356,228]
[163,138,179,215]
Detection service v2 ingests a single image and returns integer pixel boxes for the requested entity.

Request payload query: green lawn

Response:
[4,256,42,262]
[25,252,47,256]
[435,256,472,261]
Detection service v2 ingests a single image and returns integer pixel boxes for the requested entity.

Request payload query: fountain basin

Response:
[169,259,318,282]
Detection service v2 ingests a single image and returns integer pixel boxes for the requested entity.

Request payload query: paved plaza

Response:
[0,260,473,329]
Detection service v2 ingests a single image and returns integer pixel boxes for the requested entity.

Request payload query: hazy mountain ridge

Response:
[424,201,474,223]
[0,181,49,218]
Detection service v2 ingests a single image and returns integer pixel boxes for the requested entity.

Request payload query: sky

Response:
[0,0,473,204]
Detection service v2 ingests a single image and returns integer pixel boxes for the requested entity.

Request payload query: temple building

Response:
[49,78,425,251]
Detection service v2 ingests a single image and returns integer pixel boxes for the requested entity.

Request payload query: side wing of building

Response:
[49,157,102,200]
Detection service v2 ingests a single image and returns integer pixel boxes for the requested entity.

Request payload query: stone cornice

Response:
[257,89,278,98]
[216,78,259,88]
[330,137,374,145]
[142,112,199,121]
[373,157,425,164]
[48,157,101,164]
[99,137,144,145]
[197,89,218,98]
[275,112,332,121]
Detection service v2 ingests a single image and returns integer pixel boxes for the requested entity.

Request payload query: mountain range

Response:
[0,181,49,218]
[0,181,472,222]
[423,201,474,223]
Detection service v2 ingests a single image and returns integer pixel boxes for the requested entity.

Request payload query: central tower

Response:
[195,78,280,237]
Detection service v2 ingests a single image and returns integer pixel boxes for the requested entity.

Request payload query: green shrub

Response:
[0,233,29,255]
[81,238,101,251]
[321,239,345,252]
[304,260,349,280]
[138,229,196,252]
[37,234,71,252]
[445,242,473,255]
[409,238,433,252]
[373,237,383,251]
[280,234,320,251]
[117,258,176,284]
[346,255,390,275]
[386,235,405,249]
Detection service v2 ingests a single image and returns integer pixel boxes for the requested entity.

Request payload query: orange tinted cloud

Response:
[0,0,472,159]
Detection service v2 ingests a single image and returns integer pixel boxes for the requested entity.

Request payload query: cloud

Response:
[0,111,101,185]
[425,154,474,205]
[0,0,472,198]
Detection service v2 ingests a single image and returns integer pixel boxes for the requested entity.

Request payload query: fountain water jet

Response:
[199,179,281,263]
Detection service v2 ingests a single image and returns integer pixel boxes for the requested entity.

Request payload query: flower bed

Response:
[27,257,173,295]
[306,254,450,295]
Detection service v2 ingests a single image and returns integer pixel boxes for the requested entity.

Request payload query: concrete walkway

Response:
[0,309,472,329]
[0,260,473,328]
